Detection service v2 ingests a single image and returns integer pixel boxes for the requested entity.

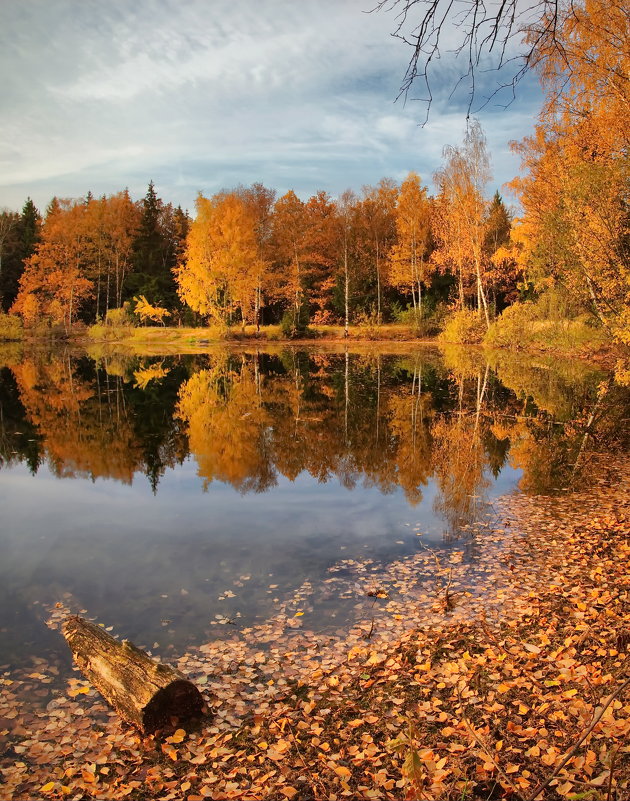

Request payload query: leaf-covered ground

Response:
[1,456,628,800]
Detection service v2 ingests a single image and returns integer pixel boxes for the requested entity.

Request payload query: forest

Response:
[0,0,627,357]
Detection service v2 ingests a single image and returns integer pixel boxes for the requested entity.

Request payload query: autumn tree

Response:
[433,121,493,327]
[85,190,141,317]
[175,192,263,326]
[235,183,276,330]
[335,190,360,336]
[358,179,398,322]
[302,191,339,323]
[11,199,92,330]
[508,0,630,340]
[388,172,434,321]
[270,190,310,332]
[134,295,171,325]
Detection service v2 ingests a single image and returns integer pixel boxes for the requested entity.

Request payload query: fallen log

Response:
[62,615,204,733]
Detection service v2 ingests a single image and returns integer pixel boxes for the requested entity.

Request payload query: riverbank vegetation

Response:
[0,0,627,357]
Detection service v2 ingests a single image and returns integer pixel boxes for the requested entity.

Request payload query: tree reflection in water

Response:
[0,345,626,528]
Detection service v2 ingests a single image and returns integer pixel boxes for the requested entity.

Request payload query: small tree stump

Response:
[62,616,204,733]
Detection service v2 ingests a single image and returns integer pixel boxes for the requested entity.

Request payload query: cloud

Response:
[0,0,542,212]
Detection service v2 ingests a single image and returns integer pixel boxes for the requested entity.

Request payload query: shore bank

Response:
[1,455,628,799]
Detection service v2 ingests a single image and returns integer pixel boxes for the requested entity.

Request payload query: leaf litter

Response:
[0,454,628,799]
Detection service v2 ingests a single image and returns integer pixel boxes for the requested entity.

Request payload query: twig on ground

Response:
[525,674,630,801]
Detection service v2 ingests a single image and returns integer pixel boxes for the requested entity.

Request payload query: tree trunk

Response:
[68,283,74,334]
[375,240,381,325]
[344,242,349,338]
[62,616,204,733]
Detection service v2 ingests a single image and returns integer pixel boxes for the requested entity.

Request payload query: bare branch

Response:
[373,0,564,118]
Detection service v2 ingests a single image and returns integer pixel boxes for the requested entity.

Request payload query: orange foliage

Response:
[11,200,92,329]
[387,172,433,316]
[176,192,265,326]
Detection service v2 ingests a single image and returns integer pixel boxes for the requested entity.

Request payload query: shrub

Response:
[438,308,486,344]
[0,313,24,341]
[484,302,540,348]
[354,309,382,339]
[393,302,449,338]
[105,303,135,327]
[280,302,309,338]
[485,294,607,352]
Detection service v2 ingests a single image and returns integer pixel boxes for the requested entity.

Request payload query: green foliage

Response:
[105,303,135,327]
[280,302,309,338]
[484,301,540,348]
[438,308,486,344]
[127,182,188,311]
[485,292,607,352]
[0,313,23,341]
[0,199,41,312]
[392,300,448,337]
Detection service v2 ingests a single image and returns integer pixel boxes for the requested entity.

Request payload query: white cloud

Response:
[0,0,542,212]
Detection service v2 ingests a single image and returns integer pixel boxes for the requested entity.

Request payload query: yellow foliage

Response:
[133,295,170,325]
[133,362,170,390]
[175,192,266,325]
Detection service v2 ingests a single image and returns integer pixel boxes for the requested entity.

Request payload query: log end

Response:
[142,679,205,734]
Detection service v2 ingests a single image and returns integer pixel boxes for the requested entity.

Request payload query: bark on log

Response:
[62,616,204,733]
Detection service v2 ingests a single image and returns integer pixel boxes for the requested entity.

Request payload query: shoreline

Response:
[0,323,623,371]
[1,455,628,799]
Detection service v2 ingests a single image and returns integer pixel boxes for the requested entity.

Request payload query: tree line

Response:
[1,124,515,335]
[1,183,189,329]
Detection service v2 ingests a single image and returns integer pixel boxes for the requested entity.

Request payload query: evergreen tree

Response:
[0,210,19,311]
[0,198,41,311]
[484,191,511,256]
[484,191,517,309]
[126,181,180,309]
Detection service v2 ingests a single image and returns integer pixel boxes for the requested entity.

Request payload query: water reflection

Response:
[0,345,624,502]
[0,344,626,664]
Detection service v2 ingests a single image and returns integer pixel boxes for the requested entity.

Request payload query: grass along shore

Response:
[1,455,628,799]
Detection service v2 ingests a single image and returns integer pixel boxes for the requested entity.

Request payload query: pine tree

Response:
[127,181,178,308]
[0,199,41,311]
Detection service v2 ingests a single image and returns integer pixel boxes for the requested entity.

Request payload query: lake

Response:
[0,342,621,672]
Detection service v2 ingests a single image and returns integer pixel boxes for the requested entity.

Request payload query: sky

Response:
[0,0,543,214]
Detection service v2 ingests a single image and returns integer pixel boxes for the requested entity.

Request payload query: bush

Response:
[0,313,23,341]
[438,308,487,344]
[87,322,134,341]
[105,303,135,327]
[391,302,448,338]
[354,309,382,339]
[281,303,309,338]
[485,294,607,352]
[484,302,540,348]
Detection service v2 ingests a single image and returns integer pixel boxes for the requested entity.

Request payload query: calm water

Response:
[0,343,621,668]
